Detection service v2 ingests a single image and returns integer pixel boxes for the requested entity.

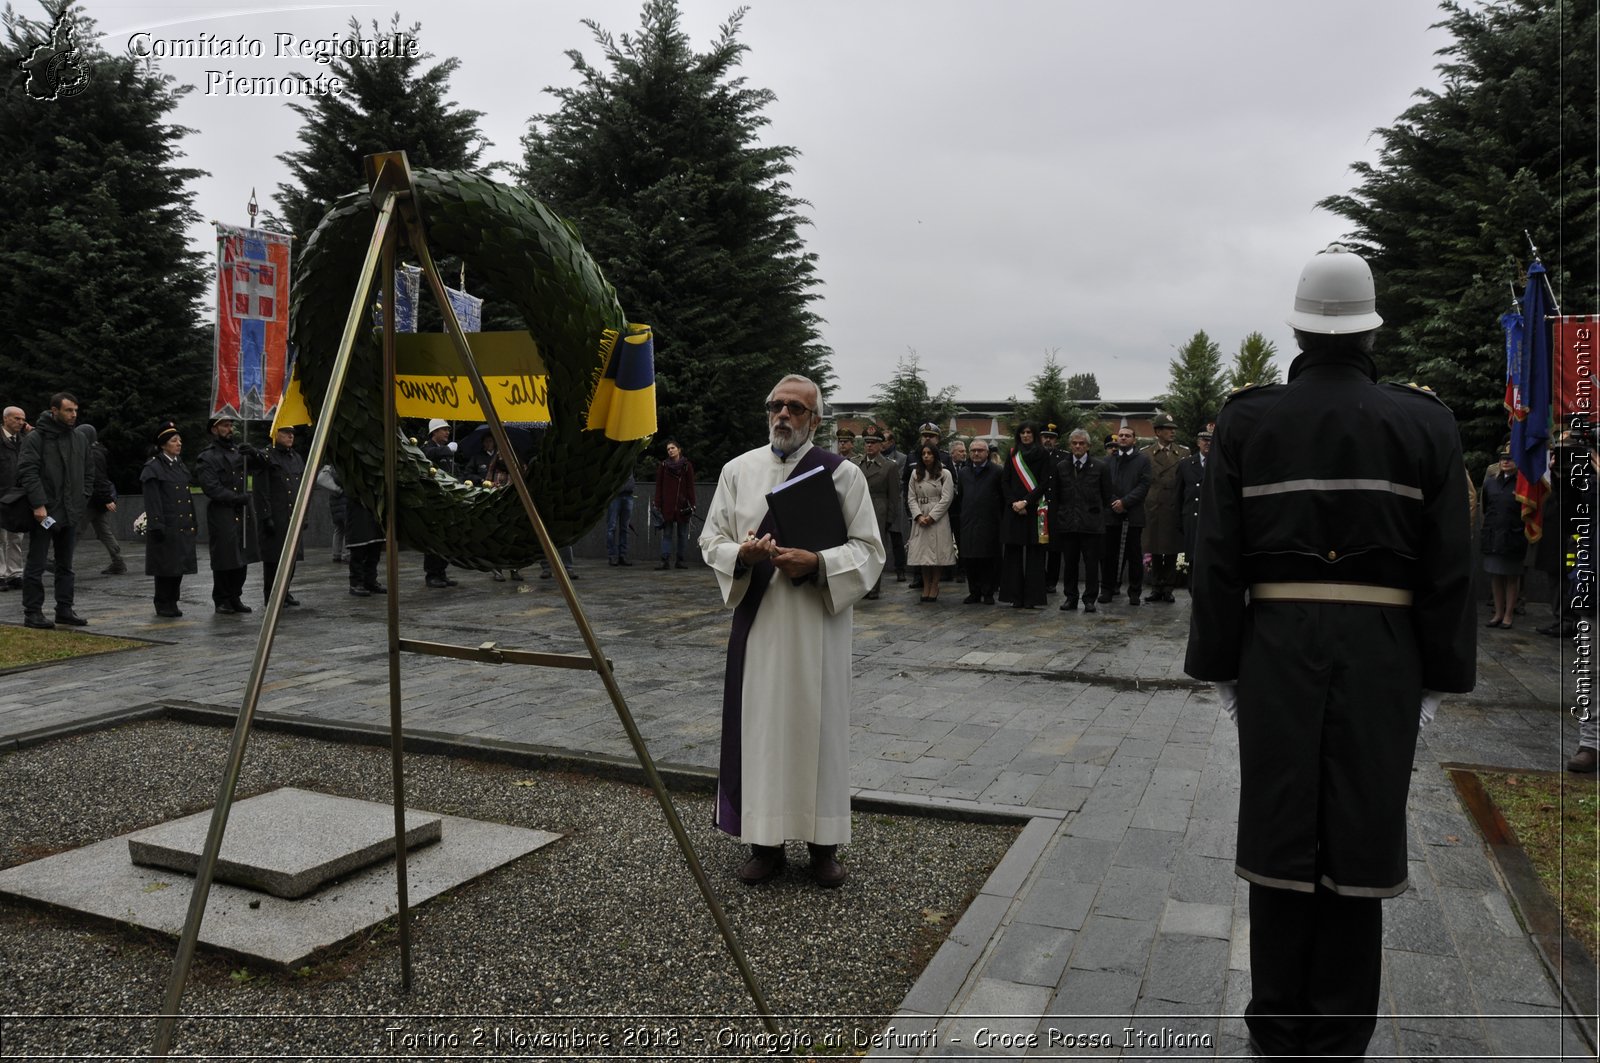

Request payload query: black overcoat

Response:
[1000,445,1047,546]
[1478,470,1524,558]
[1184,355,1475,896]
[1177,452,1207,560]
[956,461,1004,558]
[253,443,306,565]
[1049,454,1113,537]
[140,454,197,577]
[1103,448,1152,528]
[195,439,261,570]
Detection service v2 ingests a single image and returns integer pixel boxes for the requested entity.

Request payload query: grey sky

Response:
[82,0,1450,402]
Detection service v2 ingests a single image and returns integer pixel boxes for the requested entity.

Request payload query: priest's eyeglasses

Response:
[764,400,811,416]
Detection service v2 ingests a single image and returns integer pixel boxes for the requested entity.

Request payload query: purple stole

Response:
[715,445,845,837]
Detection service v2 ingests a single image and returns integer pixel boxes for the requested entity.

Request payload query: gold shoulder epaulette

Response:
[1389,380,1449,405]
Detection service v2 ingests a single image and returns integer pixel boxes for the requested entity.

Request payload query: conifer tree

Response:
[1228,332,1282,391]
[520,0,829,473]
[1159,331,1226,444]
[1012,351,1100,435]
[0,0,209,486]
[870,353,957,451]
[274,15,489,239]
[1065,372,1101,401]
[1318,0,1597,468]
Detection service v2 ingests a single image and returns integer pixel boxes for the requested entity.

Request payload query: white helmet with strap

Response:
[1286,243,1383,335]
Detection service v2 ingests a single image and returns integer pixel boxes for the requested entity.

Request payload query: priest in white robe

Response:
[699,374,885,887]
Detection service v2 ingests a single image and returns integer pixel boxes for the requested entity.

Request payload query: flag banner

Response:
[394,332,549,421]
[584,323,658,441]
[1554,315,1599,425]
[1502,309,1525,421]
[1509,262,1553,541]
[214,223,291,420]
[445,286,483,333]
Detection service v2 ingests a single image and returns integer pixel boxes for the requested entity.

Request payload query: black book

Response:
[765,465,848,553]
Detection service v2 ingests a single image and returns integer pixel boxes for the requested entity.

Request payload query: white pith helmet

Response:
[427,418,449,434]
[1286,243,1384,335]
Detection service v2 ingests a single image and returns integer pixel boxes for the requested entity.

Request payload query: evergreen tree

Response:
[870,353,957,450]
[520,0,829,474]
[274,15,490,239]
[1228,331,1282,391]
[0,0,209,487]
[1012,350,1100,435]
[1318,0,1597,469]
[1159,330,1226,444]
[1065,372,1101,401]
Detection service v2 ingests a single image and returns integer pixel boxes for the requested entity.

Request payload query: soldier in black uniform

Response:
[1185,244,1475,1059]
[195,416,264,615]
[253,424,305,607]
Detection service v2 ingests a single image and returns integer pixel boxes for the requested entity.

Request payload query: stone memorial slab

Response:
[0,806,560,967]
[127,788,442,899]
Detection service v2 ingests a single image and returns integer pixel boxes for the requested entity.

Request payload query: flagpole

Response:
[1524,231,1564,314]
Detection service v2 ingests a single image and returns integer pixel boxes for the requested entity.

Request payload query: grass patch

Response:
[1479,770,1600,961]
[0,626,146,670]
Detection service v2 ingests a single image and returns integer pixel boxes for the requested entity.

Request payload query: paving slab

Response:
[126,787,442,898]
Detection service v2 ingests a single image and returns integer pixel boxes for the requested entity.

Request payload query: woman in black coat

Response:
[1481,447,1525,629]
[140,421,197,618]
[998,423,1048,608]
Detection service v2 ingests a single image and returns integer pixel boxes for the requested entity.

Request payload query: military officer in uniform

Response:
[1185,244,1475,1059]
[857,428,897,600]
[1142,413,1189,602]
[1177,428,1211,570]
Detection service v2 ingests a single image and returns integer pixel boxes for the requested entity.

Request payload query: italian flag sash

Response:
[1010,450,1038,492]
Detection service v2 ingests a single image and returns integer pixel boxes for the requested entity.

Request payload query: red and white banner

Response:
[1554,315,1599,425]
[213,223,291,421]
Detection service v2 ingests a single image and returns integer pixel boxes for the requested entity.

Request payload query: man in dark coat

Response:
[15,392,92,627]
[253,424,306,607]
[1176,429,1211,574]
[0,405,26,590]
[1049,429,1113,612]
[419,418,459,588]
[857,428,897,600]
[957,437,1004,604]
[195,416,263,615]
[81,428,124,575]
[1142,413,1189,602]
[1099,425,1151,605]
[141,420,198,617]
[1184,244,1475,1059]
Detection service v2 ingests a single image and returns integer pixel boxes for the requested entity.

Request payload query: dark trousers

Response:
[1101,520,1143,596]
[888,530,907,575]
[261,557,296,600]
[349,543,381,588]
[154,575,182,608]
[423,553,448,577]
[999,542,1046,607]
[86,505,123,564]
[22,522,75,614]
[1059,533,1102,603]
[211,566,247,604]
[964,555,998,598]
[1043,545,1061,592]
[1149,552,1176,594]
[1246,882,1382,1059]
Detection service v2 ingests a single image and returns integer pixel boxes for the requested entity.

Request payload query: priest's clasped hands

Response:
[739,532,818,578]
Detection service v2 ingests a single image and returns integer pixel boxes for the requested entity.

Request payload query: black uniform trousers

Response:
[1149,552,1177,596]
[1043,545,1061,593]
[261,557,295,601]
[1100,519,1142,598]
[1057,532,1101,604]
[153,575,182,610]
[211,566,247,605]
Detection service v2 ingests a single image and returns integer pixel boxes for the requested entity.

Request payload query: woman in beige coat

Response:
[907,443,956,602]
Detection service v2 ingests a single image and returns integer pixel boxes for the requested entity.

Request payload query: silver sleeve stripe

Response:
[1242,478,1424,500]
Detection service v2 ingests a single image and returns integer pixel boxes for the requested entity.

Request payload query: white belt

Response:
[1249,581,1413,607]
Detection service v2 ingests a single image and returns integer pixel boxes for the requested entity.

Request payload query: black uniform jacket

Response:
[1049,453,1113,537]
[1177,452,1206,558]
[1184,357,1476,694]
[196,439,262,570]
[253,443,306,565]
[140,454,198,577]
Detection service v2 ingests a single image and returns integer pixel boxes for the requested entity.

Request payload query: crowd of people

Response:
[841,416,1210,612]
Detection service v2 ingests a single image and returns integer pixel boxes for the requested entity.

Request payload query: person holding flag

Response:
[998,422,1048,608]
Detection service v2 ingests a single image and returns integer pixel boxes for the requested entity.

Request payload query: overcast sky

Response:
[74,0,1453,403]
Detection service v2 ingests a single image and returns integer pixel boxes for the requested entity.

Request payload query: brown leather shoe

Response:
[807,843,847,888]
[737,844,785,885]
[1569,747,1598,773]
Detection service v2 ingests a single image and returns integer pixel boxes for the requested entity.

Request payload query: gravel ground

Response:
[0,720,1018,1059]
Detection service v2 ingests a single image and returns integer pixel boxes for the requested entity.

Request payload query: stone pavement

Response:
[0,549,1594,1058]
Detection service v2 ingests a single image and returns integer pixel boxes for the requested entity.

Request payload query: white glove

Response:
[447,441,458,453]
[1420,690,1443,728]
[1215,681,1238,724]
